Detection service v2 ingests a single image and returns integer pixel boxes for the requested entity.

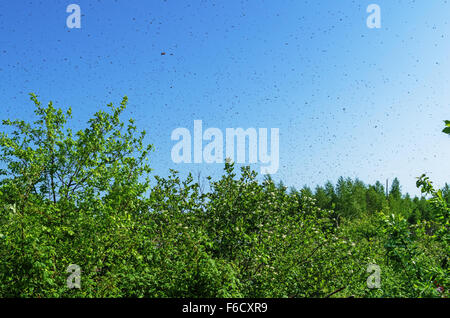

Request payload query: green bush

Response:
[0,95,447,298]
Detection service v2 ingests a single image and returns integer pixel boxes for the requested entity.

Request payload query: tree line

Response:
[0,95,448,297]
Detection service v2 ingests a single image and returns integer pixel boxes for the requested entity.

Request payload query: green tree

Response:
[389,178,402,200]
[366,183,385,214]
[0,93,153,297]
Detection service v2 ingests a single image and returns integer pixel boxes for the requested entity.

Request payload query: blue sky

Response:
[0,0,449,195]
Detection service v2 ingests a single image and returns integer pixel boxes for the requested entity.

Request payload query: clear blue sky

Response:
[0,0,449,195]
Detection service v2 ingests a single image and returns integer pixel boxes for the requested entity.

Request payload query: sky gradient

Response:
[0,0,449,195]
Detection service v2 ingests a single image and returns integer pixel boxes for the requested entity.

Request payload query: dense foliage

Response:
[0,95,448,297]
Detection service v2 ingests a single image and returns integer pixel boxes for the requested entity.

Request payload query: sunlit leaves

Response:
[0,102,447,298]
[443,120,450,135]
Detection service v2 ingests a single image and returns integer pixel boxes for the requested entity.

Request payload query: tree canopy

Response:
[0,95,448,297]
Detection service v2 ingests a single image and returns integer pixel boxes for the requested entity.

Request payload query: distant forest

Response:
[301,177,449,227]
